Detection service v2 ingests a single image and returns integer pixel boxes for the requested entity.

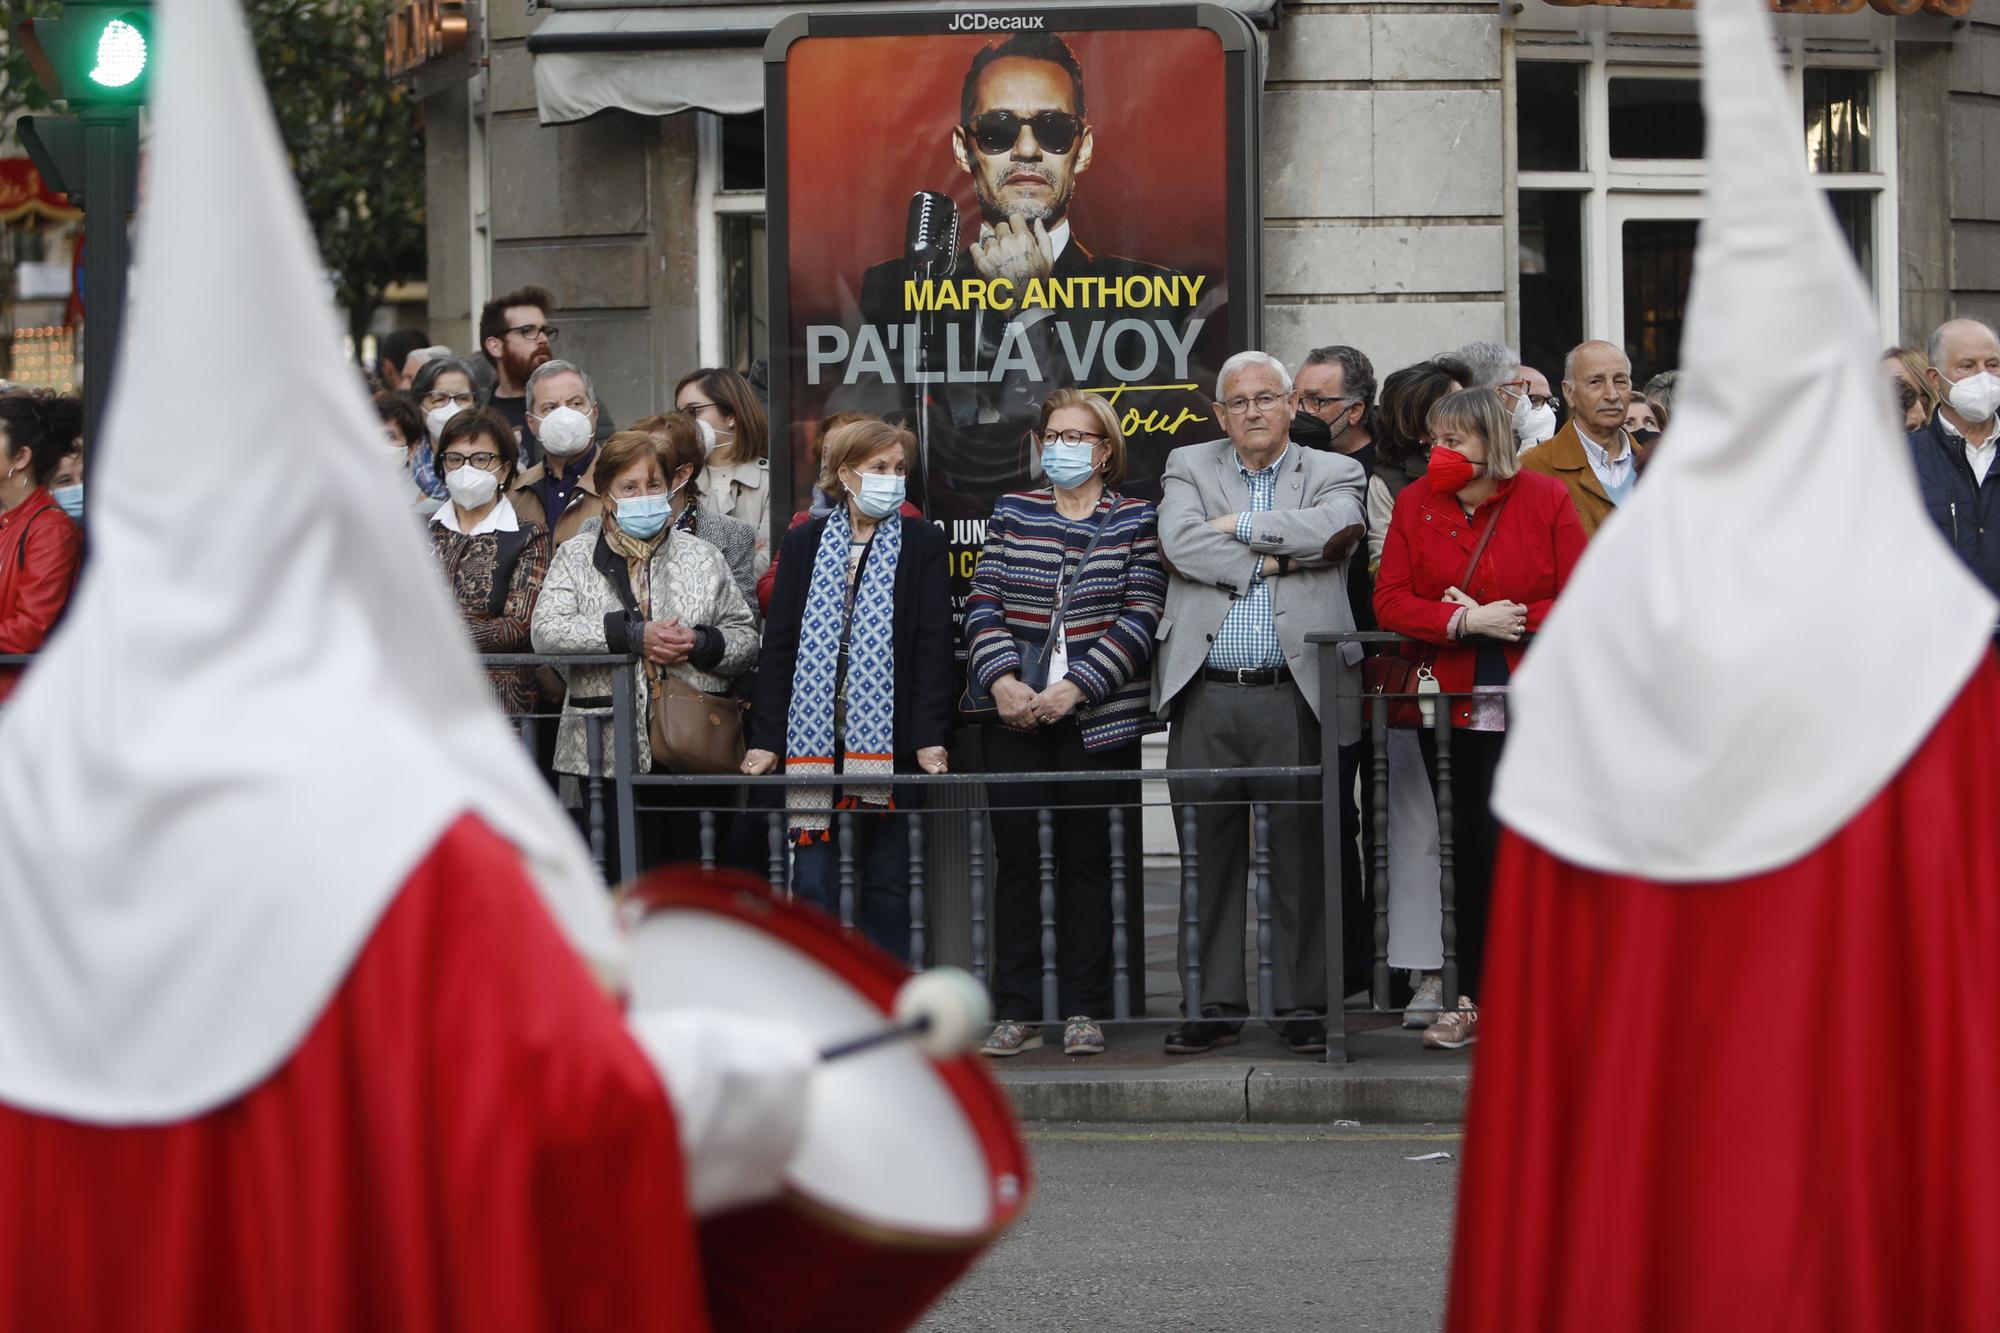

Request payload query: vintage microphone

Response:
[819,966,990,1064]
[904,190,960,505]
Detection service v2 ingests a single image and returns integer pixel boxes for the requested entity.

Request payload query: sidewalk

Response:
[982,867,1472,1124]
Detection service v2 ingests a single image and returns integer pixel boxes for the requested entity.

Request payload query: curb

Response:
[996,1063,1469,1124]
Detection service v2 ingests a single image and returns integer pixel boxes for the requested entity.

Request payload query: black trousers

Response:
[1416,727,1505,1003]
[1335,732,1380,993]
[985,721,1138,1023]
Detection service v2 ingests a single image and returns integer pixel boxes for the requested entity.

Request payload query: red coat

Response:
[0,487,82,702]
[0,814,710,1333]
[1372,470,1585,725]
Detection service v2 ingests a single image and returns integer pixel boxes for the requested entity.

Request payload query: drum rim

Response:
[625,867,1034,1240]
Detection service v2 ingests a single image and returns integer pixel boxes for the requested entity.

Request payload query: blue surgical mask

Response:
[850,471,906,520]
[614,492,672,539]
[1040,441,1098,490]
[51,483,83,522]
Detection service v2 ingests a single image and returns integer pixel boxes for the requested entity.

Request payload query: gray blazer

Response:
[1151,438,1368,744]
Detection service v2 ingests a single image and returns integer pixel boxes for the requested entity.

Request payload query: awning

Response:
[528,0,1280,126]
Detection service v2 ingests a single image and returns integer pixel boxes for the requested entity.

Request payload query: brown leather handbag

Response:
[647,668,749,775]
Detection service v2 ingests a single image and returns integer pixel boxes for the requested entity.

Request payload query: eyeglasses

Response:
[965,110,1085,156]
[1218,392,1285,416]
[422,390,476,410]
[680,401,719,417]
[505,323,559,343]
[1038,428,1106,446]
[1527,393,1555,409]
[1298,393,1356,414]
[439,450,503,472]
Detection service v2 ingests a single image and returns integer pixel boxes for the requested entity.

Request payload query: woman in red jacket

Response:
[1373,387,1586,1051]
[0,392,84,704]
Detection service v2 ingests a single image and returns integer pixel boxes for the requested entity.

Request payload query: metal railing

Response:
[5,640,1484,1064]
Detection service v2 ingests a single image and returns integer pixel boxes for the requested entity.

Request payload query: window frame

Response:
[695,111,769,372]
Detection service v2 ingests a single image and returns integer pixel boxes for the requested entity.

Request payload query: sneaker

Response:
[1164,1007,1243,1055]
[979,1020,1043,1057]
[1063,1015,1106,1056]
[1404,973,1443,1030]
[1422,998,1479,1050]
[1280,1011,1328,1054]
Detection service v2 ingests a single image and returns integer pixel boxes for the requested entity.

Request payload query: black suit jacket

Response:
[837,237,1187,519]
[750,514,956,768]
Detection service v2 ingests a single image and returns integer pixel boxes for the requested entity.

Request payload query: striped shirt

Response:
[964,489,1167,751]
[1206,445,1289,671]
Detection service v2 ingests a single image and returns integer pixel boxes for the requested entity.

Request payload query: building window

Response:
[1515,54,1894,380]
[698,112,769,378]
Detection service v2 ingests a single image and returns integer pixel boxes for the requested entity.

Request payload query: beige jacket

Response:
[702,457,772,575]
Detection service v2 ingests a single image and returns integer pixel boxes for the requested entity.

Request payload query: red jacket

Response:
[1373,470,1585,726]
[0,488,82,702]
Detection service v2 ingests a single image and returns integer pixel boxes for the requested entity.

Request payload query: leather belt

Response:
[1202,666,1291,687]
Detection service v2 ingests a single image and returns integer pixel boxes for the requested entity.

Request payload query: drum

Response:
[624,868,1032,1333]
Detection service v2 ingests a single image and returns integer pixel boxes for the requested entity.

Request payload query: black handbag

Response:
[960,504,1116,718]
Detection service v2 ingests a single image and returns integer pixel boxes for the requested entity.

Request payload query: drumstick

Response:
[819,967,990,1064]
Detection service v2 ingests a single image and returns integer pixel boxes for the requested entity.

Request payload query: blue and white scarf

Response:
[785,505,899,836]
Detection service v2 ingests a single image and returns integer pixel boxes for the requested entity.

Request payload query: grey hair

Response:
[1928,319,2000,371]
[1215,350,1292,402]
[408,355,479,400]
[1643,370,1680,418]
[1452,340,1521,390]
[525,357,597,409]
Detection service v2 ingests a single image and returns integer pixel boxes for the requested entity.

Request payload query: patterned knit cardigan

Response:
[964,489,1167,751]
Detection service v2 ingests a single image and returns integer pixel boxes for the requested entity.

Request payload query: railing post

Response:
[908,812,927,972]
[1436,702,1459,1010]
[1253,802,1275,1022]
[1179,802,1202,1020]
[1317,635,1349,1063]
[1371,698,1394,1011]
[610,664,640,883]
[1108,805,1131,1022]
[969,807,989,987]
[767,808,788,893]
[1037,807,1059,1026]
[837,811,858,933]
[583,714,608,881]
[698,808,717,870]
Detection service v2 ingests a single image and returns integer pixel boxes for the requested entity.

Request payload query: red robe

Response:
[0,813,710,1333]
[1449,656,2000,1331]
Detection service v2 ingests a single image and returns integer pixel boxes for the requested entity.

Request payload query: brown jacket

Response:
[1517,419,1631,540]
[509,456,605,547]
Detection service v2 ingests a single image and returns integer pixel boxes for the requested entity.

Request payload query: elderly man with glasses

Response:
[1152,349,1369,1056]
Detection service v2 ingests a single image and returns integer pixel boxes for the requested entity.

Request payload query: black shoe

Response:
[1164,1008,1243,1055]
[1281,1012,1328,1054]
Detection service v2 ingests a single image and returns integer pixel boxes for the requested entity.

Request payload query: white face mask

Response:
[696,417,720,456]
[537,405,595,458]
[1519,402,1559,446]
[1945,370,2000,425]
[425,404,462,443]
[444,464,499,510]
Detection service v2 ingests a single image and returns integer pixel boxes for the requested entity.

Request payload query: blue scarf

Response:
[785,505,899,835]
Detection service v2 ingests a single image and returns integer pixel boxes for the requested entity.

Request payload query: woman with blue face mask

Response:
[532,431,759,876]
[743,418,954,961]
[961,390,1167,1058]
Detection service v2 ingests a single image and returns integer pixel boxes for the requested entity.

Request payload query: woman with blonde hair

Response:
[743,418,954,958]
[965,389,1167,1057]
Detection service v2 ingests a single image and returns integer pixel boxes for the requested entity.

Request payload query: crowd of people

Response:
[7,277,1992,1063]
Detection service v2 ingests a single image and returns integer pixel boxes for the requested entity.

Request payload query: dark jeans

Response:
[792,811,912,962]
[1416,726,1505,1003]
[984,721,1137,1023]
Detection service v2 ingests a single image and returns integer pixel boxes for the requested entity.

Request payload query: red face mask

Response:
[1426,446,1484,495]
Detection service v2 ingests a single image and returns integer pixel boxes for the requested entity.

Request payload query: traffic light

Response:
[20,5,153,107]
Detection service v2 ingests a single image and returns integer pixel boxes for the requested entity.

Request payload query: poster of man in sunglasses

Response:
[774,15,1254,538]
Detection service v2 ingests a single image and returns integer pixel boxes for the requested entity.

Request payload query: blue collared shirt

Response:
[1206,445,1289,671]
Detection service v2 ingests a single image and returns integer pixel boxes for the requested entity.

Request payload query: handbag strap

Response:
[1044,499,1118,649]
[1457,491,1511,589]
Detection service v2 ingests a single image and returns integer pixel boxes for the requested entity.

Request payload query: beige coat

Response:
[530,519,758,775]
[510,457,606,547]
[701,456,772,575]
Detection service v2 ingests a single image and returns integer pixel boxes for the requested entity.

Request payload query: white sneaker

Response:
[1404,973,1443,1030]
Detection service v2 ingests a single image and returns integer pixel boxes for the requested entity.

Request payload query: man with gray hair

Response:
[509,359,607,545]
[1910,317,2000,601]
[1453,339,1519,391]
[1153,349,1368,1056]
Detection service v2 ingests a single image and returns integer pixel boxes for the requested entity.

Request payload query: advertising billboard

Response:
[765,4,1262,613]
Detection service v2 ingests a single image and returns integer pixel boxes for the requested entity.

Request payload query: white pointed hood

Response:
[0,0,617,1123]
[1491,0,1996,881]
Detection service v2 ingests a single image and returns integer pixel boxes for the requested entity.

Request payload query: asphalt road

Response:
[918,1122,1463,1333]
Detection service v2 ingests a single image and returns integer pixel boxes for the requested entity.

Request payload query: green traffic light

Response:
[87,15,148,90]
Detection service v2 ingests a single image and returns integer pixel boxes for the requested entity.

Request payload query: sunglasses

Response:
[965,110,1085,156]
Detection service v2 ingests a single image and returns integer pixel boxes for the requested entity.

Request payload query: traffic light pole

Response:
[78,106,137,454]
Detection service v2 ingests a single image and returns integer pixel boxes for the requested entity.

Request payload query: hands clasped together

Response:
[992,674,1083,733]
[1444,586,1527,642]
